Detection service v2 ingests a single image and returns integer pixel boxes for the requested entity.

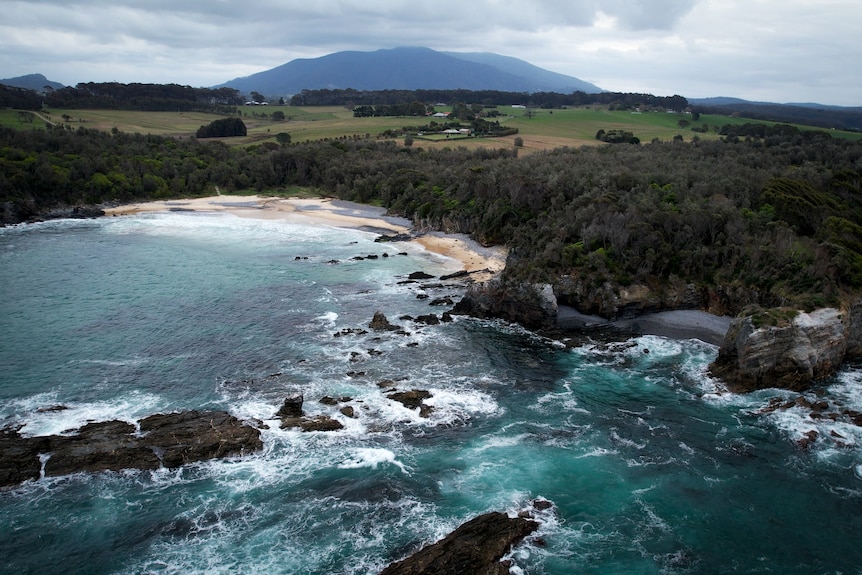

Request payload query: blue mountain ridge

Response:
[215,47,602,96]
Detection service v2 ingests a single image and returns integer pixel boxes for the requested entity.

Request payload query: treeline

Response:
[42,82,244,112]
[291,88,689,111]
[2,123,861,313]
[0,83,43,110]
[694,102,862,132]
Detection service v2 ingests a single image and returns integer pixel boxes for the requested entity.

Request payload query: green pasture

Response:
[5,104,860,148]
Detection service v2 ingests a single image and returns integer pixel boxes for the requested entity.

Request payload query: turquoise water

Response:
[1,213,861,575]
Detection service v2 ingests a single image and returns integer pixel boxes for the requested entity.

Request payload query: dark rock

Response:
[37,405,68,413]
[334,328,369,338]
[387,389,431,409]
[387,390,434,417]
[1,411,263,487]
[319,396,353,406]
[453,279,558,331]
[441,312,453,323]
[369,311,401,331]
[375,233,413,243]
[797,430,819,450]
[276,395,304,418]
[366,254,379,259]
[439,270,471,280]
[0,428,50,487]
[415,314,440,325]
[408,271,435,280]
[416,294,429,300]
[137,410,262,469]
[347,371,366,377]
[429,297,454,306]
[845,409,862,427]
[379,511,539,575]
[340,406,355,418]
[45,420,159,476]
[40,205,106,221]
[282,415,344,432]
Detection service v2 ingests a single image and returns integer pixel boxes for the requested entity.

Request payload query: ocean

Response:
[1,211,861,575]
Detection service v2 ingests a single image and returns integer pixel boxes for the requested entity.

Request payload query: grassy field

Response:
[3,104,860,153]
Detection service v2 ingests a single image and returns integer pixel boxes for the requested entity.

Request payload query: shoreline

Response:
[102,195,508,280]
[102,195,729,345]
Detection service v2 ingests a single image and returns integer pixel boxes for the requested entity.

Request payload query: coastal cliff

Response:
[709,304,862,392]
[456,277,862,392]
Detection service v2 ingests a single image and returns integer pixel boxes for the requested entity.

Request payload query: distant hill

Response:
[0,73,64,92]
[217,47,601,96]
[690,97,862,131]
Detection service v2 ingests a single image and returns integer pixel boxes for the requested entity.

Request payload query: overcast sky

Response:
[1,0,859,106]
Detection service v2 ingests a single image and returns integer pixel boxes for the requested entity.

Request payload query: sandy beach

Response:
[103,195,508,279]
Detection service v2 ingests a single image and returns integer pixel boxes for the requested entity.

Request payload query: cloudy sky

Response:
[1,0,859,106]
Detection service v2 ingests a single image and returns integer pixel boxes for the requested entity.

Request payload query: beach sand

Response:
[103,195,507,280]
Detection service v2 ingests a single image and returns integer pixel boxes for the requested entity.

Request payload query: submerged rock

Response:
[379,511,539,575]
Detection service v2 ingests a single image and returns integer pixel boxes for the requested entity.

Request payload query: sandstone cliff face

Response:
[709,306,862,392]
[456,275,862,392]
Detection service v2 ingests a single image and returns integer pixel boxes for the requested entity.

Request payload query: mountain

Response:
[442,51,601,93]
[217,47,601,96]
[0,73,64,92]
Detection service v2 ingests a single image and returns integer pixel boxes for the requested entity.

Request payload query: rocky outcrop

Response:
[0,410,262,488]
[709,305,862,392]
[369,311,402,332]
[387,389,434,418]
[277,394,345,432]
[379,511,539,575]
[453,279,557,331]
[2,203,106,226]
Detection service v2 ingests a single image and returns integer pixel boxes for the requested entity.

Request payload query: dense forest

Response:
[41,83,244,113]
[0,84,44,110]
[2,123,861,316]
[290,88,690,111]
[694,102,862,132]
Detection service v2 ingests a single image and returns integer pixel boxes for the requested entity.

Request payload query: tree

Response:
[272,110,285,121]
[514,136,524,147]
[276,132,292,145]
[196,117,247,138]
[250,91,266,104]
